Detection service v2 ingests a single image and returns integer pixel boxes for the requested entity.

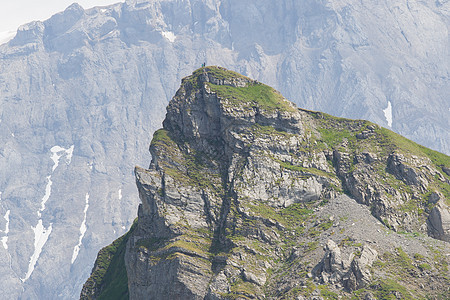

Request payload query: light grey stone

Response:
[427,200,450,242]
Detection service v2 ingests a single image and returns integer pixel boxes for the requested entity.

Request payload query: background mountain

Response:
[0,0,448,298]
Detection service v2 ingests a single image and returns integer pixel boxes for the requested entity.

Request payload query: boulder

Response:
[427,200,450,242]
[343,245,378,291]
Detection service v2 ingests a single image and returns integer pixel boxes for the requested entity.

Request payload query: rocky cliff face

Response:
[84,67,449,299]
[1,0,449,298]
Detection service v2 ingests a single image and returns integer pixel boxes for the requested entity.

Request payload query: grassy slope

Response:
[81,220,137,300]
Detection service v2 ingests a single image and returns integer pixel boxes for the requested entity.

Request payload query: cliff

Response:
[83,67,449,299]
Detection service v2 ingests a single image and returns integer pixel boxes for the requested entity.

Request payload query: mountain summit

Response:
[82,67,449,299]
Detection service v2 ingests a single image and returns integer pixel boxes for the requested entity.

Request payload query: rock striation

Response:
[83,67,449,299]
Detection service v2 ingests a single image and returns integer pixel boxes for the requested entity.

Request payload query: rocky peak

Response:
[161,66,303,164]
[44,3,85,37]
[83,67,449,300]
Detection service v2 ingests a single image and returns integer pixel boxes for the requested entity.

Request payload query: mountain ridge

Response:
[82,66,449,299]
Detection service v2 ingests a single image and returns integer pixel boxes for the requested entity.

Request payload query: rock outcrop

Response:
[427,200,450,242]
[343,245,378,291]
[83,67,449,299]
[312,240,378,291]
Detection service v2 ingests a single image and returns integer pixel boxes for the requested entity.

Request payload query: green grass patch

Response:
[151,128,176,147]
[339,236,362,248]
[248,202,313,229]
[318,285,339,300]
[413,253,424,260]
[379,128,449,167]
[252,124,294,138]
[396,247,415,272]
[182,66,251,90]
[185,150,222,192]
[208,82,295,113]
[227,278,257,298]
[162,238,210,257]
[418,263,431,271]
[82,219,137,300]
[316,127,354,149]
[158,144,224,199]
[377,247,418,277]
[136,237,167,252]
[370,279,415,300]
[306,241,319,252]
[202,66,251,82]
[276,159,336,180]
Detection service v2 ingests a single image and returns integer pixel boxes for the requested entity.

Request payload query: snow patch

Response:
[50,145,74,171]
[383,101,393,127]
[38,176,52,217]
[22,220,52,282]
[1,210,10,250]
[23,145,74,280]
[71,193,89,264]
[38,145,74,216]
[162,31,176,42]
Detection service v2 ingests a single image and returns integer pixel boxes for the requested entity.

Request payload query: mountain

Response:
[82,66,449,299]
[0,0,448,298]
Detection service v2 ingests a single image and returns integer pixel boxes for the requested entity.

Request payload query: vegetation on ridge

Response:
[80,220,137,300]
[184,66,296,113]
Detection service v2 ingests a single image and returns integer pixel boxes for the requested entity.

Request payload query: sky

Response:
[0,0,124,43]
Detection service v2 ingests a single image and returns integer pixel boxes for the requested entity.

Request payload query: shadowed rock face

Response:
[0,0,448,298]
[80,67,449,300]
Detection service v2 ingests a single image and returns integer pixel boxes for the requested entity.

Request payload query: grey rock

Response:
[442,167,450,177]
[242,269,266,286]
[364,292,377,300]
[386,153,422,187]
[356,130,375,140]
[206,271,230,299]
[313,240,347,284]
[314,240,377,291]
[428,192,441,204]
[344,245,378,291]
[325,240,344,273]
[333,147,447,233]
[427,200,450,242]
